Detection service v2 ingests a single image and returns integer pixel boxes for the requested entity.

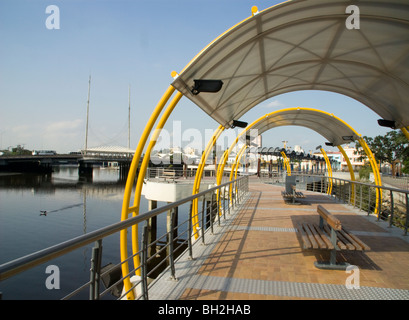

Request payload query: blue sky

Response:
[0,0,390,154]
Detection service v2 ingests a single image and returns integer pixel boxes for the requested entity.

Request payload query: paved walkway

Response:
[148,177,409,300]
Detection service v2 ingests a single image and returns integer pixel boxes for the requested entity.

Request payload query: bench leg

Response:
[314,249,350,270]
[314,229,349,270]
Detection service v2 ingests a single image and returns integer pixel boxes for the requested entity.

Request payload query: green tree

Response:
[356,131,409,175]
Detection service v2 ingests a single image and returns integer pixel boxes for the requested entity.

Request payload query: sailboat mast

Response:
[128,85,131,149]
[85,75,91,154]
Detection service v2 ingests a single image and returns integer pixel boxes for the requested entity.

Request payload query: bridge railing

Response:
[0,175,249,300]
[263,173,409,235]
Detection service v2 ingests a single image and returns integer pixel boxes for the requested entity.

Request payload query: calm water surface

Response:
[0,166,160,300]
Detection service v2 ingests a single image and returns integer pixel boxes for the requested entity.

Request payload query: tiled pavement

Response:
[148,177,409,300]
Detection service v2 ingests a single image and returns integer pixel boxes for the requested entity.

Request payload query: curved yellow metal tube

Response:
[358,138,382,216]
[320,148,333,195]
[337,145,355,204]
[217,150,229,184]
[234,146,247,180]
[211,109,381,220]
[230,145,248,205]
[129,91,183,274]
[229,145,247,181]
[120,85,175,300]
[401,127,409,140]
[215,114,274,190]
[191,125,224,238]
[216,149,230,215]
[229,145,247,182]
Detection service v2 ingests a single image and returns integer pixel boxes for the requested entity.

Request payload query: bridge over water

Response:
[0,146,134,180]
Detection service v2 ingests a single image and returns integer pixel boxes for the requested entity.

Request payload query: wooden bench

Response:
[282,185,305,204]
[297,205,370,270]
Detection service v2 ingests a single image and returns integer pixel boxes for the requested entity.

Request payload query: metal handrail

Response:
[0,175,249,299]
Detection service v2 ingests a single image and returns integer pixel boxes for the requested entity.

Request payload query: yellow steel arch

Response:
[337,145,356,205]
[130,91,183,268]
[120,84,176,300]
[234,145,247,180]
[229,144,247,205]
[191,125,224,238]
[229,144,247,183]
[320,147,333,195]
[358,138,382,216]
[212,108,382,215]
[402,127,409,140]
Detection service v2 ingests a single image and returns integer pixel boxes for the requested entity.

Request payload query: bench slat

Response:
[282,190,304,198]
[305,224,327,249]
[311,224,334,250]
[341,227,371,251]
[301,224,319,249]
[322,225,347,250]
[297,224,313,249]
[335,229,356,251]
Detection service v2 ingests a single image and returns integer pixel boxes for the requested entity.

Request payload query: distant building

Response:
[339,145,366,171]
[314,145,367,171]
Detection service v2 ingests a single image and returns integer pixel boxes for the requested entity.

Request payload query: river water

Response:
[0,166,158,300]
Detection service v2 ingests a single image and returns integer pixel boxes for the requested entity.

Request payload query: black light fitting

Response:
[232,120,248,128]
[191,79,223,95]
[377,119,396,129]
[342,136,354,141]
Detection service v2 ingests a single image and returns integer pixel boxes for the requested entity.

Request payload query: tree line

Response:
[356,130,409,176]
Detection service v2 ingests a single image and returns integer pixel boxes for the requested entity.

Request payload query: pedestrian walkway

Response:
[148,177,409,300]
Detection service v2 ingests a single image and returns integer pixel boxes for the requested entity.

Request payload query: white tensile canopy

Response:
[249,108,361,147]
[171,0,409,130]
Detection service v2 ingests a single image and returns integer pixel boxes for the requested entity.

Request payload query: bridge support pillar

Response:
[78,161,93,181]
[119,162,131,181]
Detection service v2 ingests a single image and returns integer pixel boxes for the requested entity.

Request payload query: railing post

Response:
[141,224,149,300]
[201,196,206,245]
[359,184,363,211]
[389,190,394,228]
[320,177,323,194]
[188,202,193,260]
[377,186,382,221]
[239,178,243,203]
[223,186,227,219]
[217,189,221,226]
[227,184,231,215]
[236,178,239,204]
[405,194,409,236]
[367,185,372,216]
[168,207,177,280]
[89,239,102,300]
[353,181,357,208]
[210,193,215,235]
